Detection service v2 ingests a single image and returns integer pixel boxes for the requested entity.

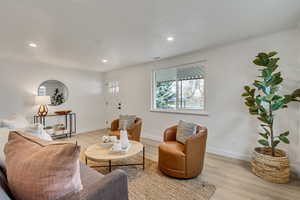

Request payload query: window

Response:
[38,86,46,96]
[107,81,119,96]
[152,64,205,114]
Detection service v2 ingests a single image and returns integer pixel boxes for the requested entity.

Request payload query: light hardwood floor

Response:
[61,130,300,200]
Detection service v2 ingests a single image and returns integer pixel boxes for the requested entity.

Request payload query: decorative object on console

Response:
[55,110,72,115]
[53,124,66,135]
[242,51,300,183]
[33,113,76,139]
[36,96,51,116]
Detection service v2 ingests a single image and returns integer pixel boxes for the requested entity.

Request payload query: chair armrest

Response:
[85,170,128,200]
[127,119,142,141]
[111,120,119,131]
[184,127,208,177]
[163,126,177,142]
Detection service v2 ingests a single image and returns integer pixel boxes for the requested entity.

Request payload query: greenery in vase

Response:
[51,88,65,105]
[242,51,300,156]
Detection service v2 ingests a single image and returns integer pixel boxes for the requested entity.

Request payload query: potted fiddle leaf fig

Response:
[242,51,300,183]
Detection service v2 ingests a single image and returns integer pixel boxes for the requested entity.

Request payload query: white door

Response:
[104,80,121,128]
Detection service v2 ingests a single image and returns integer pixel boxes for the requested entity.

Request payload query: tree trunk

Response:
[269,103,275,157]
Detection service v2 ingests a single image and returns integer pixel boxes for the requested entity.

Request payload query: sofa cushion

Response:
[4,131,82,200]
[159,142,186,174]
[176,120,197,144]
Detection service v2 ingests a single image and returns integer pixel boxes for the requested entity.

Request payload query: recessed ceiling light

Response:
[102,59,108,63]
[167,36,174,42]
[28,42,38,48]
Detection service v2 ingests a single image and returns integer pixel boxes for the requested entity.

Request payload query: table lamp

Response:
[36,96,51,116]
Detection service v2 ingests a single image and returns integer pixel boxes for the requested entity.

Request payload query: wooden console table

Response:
[33,113,76,139]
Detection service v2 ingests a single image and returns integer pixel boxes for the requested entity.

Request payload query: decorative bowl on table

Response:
[54,110,72,115]
[100,136,117,147]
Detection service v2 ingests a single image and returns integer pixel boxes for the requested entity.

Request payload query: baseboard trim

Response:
[141,133,163,142]
[206,146,251,161]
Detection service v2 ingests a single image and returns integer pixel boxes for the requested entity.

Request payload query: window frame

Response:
[150,61,208,116]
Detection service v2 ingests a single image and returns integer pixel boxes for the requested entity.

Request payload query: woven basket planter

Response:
[251,147,290,183]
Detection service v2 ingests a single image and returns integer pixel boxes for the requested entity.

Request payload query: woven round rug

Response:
[81,153,216,200]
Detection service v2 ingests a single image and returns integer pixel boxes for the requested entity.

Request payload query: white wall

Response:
[0,59,105,133]
[104,28,300,174]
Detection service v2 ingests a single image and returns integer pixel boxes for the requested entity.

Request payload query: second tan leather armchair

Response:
[109,118,142,142]
[158,125,208,179]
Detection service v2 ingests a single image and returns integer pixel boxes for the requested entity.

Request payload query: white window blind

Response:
[153,64,205,111]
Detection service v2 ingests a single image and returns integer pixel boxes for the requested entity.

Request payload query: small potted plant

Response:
[242,51,300,183]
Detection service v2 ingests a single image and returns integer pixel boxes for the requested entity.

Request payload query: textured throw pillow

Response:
[4,131,82,200]
[176,120,198,144]
[119,115,136,130]
[2,114,29,130]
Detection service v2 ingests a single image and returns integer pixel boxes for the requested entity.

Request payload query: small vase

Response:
[120,130,129,149]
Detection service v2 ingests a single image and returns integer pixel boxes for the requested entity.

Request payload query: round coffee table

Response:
[84,140,145,172]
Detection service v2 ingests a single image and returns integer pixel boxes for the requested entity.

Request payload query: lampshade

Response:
[35,96,51,105]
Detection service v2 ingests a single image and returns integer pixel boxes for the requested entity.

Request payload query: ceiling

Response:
[0,0,300,72]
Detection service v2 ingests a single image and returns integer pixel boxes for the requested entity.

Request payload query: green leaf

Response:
[267,72,283,86]
[273,140,280,147]
[262,127,270,135]
[244,86,250,92]
[278,136,289,144]
[258,139,269,146]
[245,102,252,107]
[253,80,265,90]
[271,103,283,111]
[259,133,268,139]
[253,59,265,66]
[268,51,277,57]
[280,131,289,136]
[257,117,270,124]
[282,95,292,104]
[265,94,275,102]
[267,58,280,69]
[242,92,248,97]
[250,89,256,97]
[292,89,300,97]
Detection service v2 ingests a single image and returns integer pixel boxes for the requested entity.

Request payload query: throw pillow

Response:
[4,131,82,200]
[119,115,136,130]
[176,120,198,144]
[2,114,29,130]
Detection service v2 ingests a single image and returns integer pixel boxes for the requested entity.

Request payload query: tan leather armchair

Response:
[158,125,208,179]
[109,118,142,142]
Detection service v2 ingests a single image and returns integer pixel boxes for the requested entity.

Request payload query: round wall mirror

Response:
[38,80,68,106]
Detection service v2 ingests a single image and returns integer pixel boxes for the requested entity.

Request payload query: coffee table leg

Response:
[109,160,112,172]
[143,146,145,170]
[85,157,88,165]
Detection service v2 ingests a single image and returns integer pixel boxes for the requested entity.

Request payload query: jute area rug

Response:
[81,153,216,200]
